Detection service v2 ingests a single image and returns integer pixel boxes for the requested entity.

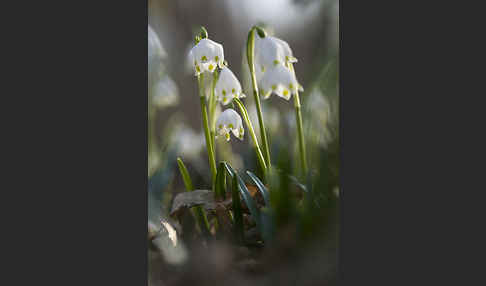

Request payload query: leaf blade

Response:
[176,157,210,236]
[224,163,261,233]
[246,170,270,206]
[231,174,244,243]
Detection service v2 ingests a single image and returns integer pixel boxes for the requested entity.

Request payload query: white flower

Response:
[169,124,205,159]
[188,38,224,76]
[148,25,167,63]
[216,109,244,141]
[248,104,281,136]
[305,88,333,148]
[259,64,299,100]
[252,35,303,100]
[215,67,246,105]
[148,25,166,87]
[254,36,297,77]
[306,87,331,127]
[151,76,179,108]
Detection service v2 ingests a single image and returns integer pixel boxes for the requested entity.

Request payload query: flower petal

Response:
[260,64,298,100]
[189,38,224,76]
[215,67,244,104]
[215,108,244,141]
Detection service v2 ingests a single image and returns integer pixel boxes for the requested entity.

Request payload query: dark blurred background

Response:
[148,1,339,285]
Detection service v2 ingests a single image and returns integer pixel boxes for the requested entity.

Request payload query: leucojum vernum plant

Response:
[176,26,308,242]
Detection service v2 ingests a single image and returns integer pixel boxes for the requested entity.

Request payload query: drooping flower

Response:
[259,64,300,100]
[151,76,179,108]
[254,36,297,77]
[252,34,303,100]
[148,25,167,87]
[169,124,206,159]
[304,87,334,148]
[215,67,246,105]
[148,25,167,64]
[216,109,244,141]
[188,38,224,76]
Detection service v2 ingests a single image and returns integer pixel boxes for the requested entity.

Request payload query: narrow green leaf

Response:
[176,157,210,236]
[260,207,275,243]
[223,161,234,177]
[177,158,193,191]
[288,174,308,193]
[246,170,270,206]
[224,163,261,232]
[231,174,244,243]
[215,162,226,200]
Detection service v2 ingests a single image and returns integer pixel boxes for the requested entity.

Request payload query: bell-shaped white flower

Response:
[169,124,206,159]
[151,76,179,108]
[215,67,246,105]
[188,38,224,76]
[216,109,244,141]
[148,25,167,63]
[259,64,299,100]
[254,36,297,77]
[148,25,167,88]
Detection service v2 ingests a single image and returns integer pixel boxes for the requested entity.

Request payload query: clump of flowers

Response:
[247,26,307,173]
[174,26,312,242]
[148,25,180,176]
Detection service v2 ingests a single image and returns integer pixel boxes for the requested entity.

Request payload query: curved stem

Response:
[198,74,217,184]
[233,98,267,175]
[289,63,308,176]
[247,28,271,168]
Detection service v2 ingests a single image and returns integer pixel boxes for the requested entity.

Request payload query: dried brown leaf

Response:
[170,189,232,217]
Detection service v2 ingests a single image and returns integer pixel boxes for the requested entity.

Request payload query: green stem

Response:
[233,98,267,175]
[209,71,218,154]
[293,91,308,176]
[247,27,271,168]
[198,74,217,185]
[288,63,308,176]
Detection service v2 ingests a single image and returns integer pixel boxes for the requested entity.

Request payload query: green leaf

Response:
[260,207,275,243]
[215,162,226,200]
[224,163,261,233]
[177,158,193,191]
[176,157,210,236]
[246,170,270,206]
[288,174,308,193]
[231,174,244,243]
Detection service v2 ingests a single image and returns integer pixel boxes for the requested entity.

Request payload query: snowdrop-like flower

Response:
[216,109,244,141]
[215,67,246,105]
[148,25,167,63]
[188,38,224,76]
[254,36,297,77]
[148,25,166,87]
[170,126,205,159]
[151,76,179,108]
[306,87,331,127]
[259,64,299,100]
